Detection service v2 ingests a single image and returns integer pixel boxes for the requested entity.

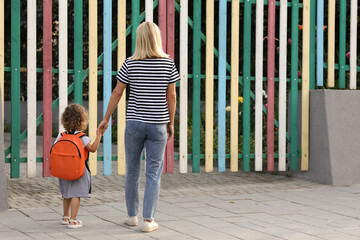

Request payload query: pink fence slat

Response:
[158,0,168,173]
[158,0,167,52]
[167,0,175,59]
[43,0,52,177]
[266,0,275,171]
[165,0,175,173]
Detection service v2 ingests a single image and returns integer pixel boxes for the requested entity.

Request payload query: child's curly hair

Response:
[61,103,88,132]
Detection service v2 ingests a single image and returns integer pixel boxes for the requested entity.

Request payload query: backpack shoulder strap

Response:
[75,132,87,138]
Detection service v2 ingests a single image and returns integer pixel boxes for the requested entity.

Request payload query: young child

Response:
[54,103,102,229]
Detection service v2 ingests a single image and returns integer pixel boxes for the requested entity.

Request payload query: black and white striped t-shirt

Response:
[116,57,180,124]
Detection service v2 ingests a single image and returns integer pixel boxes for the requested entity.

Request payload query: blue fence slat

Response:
[317,0,324,86]
[103,0,112,175]
[218,0,227,172]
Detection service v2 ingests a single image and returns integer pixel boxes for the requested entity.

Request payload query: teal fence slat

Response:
[131,0,140,54]
[242,0,251,172]
[338,0,346,88]
[290,0,299,170]
[10,0,21,178]
[74,0,83,104]
[192,0,201,173]
[218,0,227,172]
[309,0,316,90]
[103,0,112,175]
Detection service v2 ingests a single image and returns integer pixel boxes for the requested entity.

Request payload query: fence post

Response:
[0,85,8,211]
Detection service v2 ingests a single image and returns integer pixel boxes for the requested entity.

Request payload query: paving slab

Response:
[2,153,360,239]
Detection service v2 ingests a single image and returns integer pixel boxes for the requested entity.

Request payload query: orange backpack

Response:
[50,132,89,180]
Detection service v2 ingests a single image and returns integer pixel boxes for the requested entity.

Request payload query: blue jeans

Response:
[124,121,168,220]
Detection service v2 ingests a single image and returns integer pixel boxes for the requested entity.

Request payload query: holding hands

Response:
[97,120,109,136]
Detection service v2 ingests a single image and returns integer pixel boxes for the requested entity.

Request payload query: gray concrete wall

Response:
[0,86,8,211]
[297,90,360,186]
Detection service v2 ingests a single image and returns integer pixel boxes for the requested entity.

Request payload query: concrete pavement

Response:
[1,160,360,240]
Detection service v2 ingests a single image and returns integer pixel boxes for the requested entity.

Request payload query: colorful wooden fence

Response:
[3,0,360,178]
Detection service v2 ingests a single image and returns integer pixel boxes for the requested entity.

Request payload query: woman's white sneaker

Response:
[141,220,159,232]
[125,216,138,226]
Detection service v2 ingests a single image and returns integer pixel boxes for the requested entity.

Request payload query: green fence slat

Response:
[192,0,201,173]
[10,0,21,178]
[74,0,83,104]
[338,0,346,88]
[132,0,140,54]
[290,0,300,170]
[242,0,251,171]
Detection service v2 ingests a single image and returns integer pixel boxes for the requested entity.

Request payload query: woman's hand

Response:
[167,123,174,141]
[97,120,109,135]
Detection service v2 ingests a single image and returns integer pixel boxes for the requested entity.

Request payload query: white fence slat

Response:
[349,0,357,89]
[145,0,153,22]
[255,0,264,171]
[27,0,37,177]
[179,0,188,173]
[59,0,68,133]
[278,0,287,171]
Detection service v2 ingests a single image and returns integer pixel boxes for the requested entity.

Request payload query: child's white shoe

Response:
[61,216,70,225]
[68,219,83,229]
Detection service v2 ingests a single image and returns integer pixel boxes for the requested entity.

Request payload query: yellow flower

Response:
[238,97,243,103]
[226,106,231,112]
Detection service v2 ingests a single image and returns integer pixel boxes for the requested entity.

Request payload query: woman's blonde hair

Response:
[61,103,88,132]
[132,22,169,60]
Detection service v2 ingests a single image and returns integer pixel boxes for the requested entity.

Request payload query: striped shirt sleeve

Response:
[116,60,129,84]
[169,61,180,84]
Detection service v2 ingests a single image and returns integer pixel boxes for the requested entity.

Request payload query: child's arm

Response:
[85,132,102,153]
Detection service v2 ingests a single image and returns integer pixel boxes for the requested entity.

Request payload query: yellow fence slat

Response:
[278,0,287,171]
[255,0,264,171]
[179,0,188,173]
[205,0,214,173]
[301,0,310,171]
[27,0,37,177]
[118,0,126,175]
[89,0,98,175]
[230,0,239,172]
[327,0,335,88]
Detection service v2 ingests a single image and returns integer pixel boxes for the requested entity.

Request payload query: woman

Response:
[97,22,179,232]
